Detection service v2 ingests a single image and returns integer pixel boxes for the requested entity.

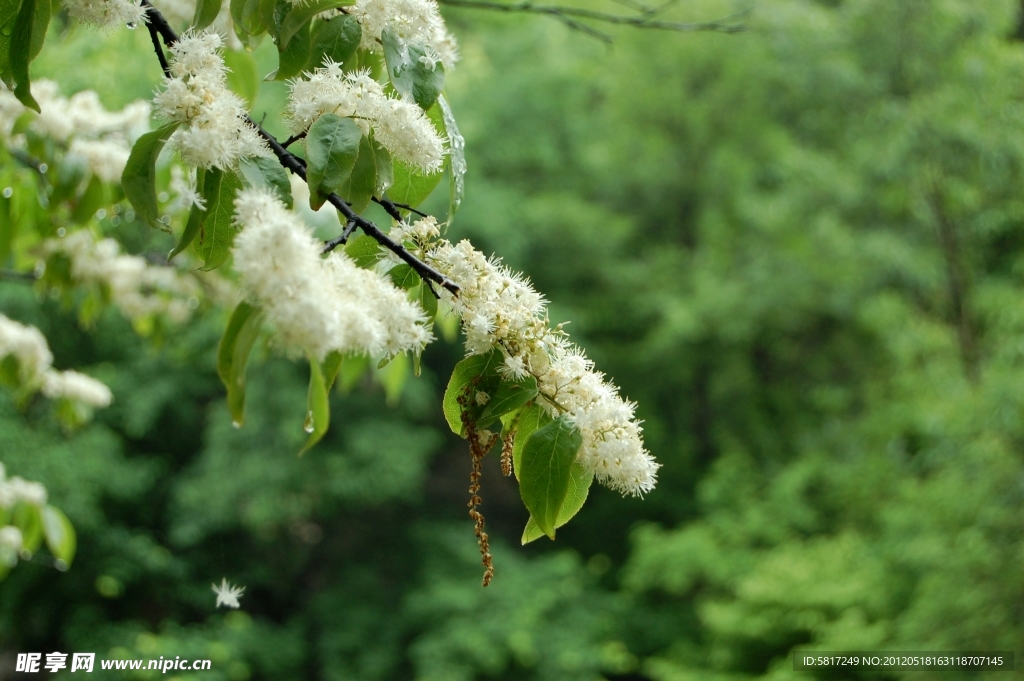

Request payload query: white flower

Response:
[350,0,459,70]
[67,139,131,183]
[63,0,146,30]
[0,526,23,552]
[212,577,245,608]
[232,188,432,359]
[154,30,269,170]
[426,239,660,497]
[8,477,48,506]
[42,230,202,323]
[0,314,54,387]
[287,66,445,174]
[42,370,113,408]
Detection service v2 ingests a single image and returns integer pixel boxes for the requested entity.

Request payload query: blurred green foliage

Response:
[5,0,1024,678]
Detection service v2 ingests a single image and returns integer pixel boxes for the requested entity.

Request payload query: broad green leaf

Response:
[442,349,504,437]
[372,137,393,194]
[171,202,203,261]
[388,264,418,290]
[439,94,466,221]
[71,174,108,224]
[278,0,350,49]
[478,375,538,424]
[387,159,443,209]
[121,122,180,229]
[12,502,42,554]
[223,48,260,106]
[417,281,438,320]
[512,403,551,480]
[522,463,593,544]
[274,17,310,81]
[239,156,292,208]
[217,301,263,426]
[307,13,360,71]
[193,0,222,29]
[381,28,445,110]
[299,357,330,455]
[335,132,377,212]
[344,233,380,268]
[231,0,269,45]
[518,415,582,539]
[9,0,45,110]
[41,505,76,566]
[323,350,343,390]
[169,168,205,260]
[197,168,244,270]
[305,113,362,209]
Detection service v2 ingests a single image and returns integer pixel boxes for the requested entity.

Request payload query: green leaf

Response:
[197,168,244,270]
[372,137,393,194]
[121,122,180,230]
[41,505,76,566]
[274,17,310,81]
[299,357,330,455]
[381,28,445,110]
[512,403,550,480]
[305,113,362,209]
[223,48,260,106]
[417,281,438,321]
[522,463,593,544]
[217,301,263,427]
[193,0,222,29]
[278,0,350,49]
[438,94,465,221]
[518,415,583,539]
[322,350,343,390]
[479,375,538,424]
[344,233,380,268]
[388,264,418,290]
[12,502,42,554]
[231,0,269,45]
[239,156,293,208]
[442,349,505,437]
[335,132,377,212]
[71,174,108,224]
[387,159,443,209]
[169,168,205,260]
[9,0,48,111]
[306,13,360,71]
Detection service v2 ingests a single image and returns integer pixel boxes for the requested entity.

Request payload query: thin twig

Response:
[438,0,749,35]
[0,269,37,284]
[282,131,307,148]
[138,2,460,295]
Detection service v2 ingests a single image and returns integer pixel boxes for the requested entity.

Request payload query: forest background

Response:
[4,0,1024,679]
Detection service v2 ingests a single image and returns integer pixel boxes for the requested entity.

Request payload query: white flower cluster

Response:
[287,64,446,174]
[0,314,113,408]
[42,230,202,323]
[153,31,268,170]
[232,188,433,359]
[0,463,48,567]
[151,0,242,48]
[425,233,659,496]
[0,80,149,182]
[63,0,146,29]
[351,0,458,70]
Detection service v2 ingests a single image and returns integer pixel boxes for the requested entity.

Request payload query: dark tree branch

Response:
[138,2,460,295]
[0,269,37,284]
[282,131,307,148]
[438,0,749,36]
[143,3,172,77]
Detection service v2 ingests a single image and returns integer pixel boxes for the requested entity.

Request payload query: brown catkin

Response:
[459,383,498,586]
[501,431,515,477]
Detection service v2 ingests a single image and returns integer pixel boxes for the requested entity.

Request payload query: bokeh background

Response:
[5,0,1024,678]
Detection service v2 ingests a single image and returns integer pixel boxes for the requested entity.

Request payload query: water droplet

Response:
[187,296,199,309]
[95,209,107,220]
[231,420,242,429]
[54,558,68,572]
[2,187,12,198]
[111,216,121,226]
[303,411,315,434]
[158,192,169,203]
[126,21,136,29]
[38,163,48,173]
[57,227,66,237]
